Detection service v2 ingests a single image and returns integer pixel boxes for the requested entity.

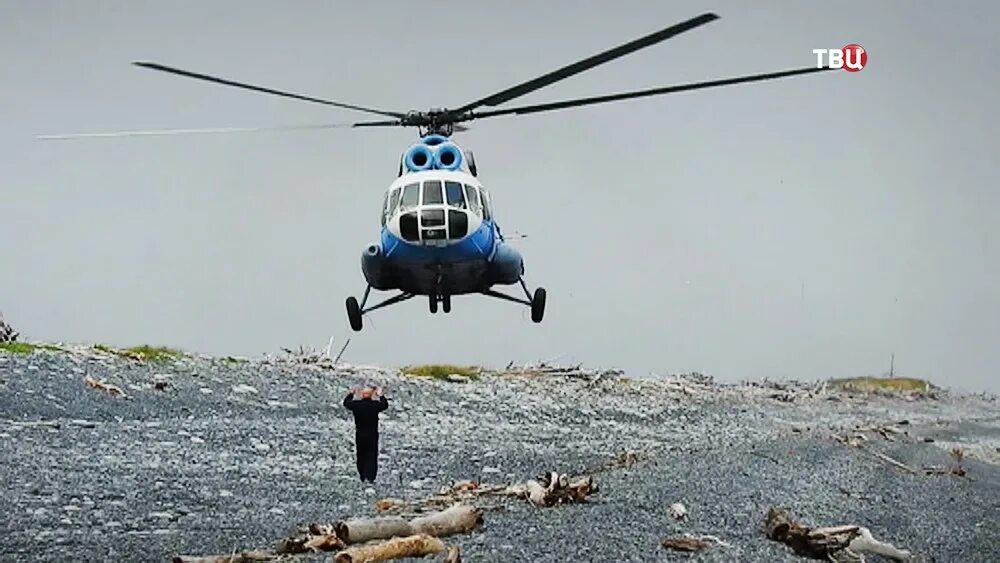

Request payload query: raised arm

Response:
[377,395,388,412]
[343,391,355,409]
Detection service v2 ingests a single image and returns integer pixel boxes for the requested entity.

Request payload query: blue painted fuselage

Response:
[362,217,523,295]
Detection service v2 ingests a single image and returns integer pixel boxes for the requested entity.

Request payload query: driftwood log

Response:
[333,534,445,563]
[765,506,912,562]
[336,503,482,544]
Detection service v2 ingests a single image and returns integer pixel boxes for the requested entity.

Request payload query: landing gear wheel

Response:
[346,297,362,332]
[429,296,438,314]
[530,287,546,323]
[442,294,451,313]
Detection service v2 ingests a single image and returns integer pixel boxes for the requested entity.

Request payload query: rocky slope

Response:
[1,345,998,562]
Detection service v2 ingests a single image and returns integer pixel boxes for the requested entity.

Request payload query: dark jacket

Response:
[343,393,388,438]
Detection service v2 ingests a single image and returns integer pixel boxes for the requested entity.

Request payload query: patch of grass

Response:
[829,376,935,392]
[0,342,64,354]
[222,356,248,364]
[93,343,183,363]
[401,364,481,381]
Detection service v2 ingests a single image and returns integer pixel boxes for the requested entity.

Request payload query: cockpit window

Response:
[387,187,400,218]
[464,184,481,216]
[400,183,419,210]
[481,188,492,221]
[380,191,388,226]
[445,181,465,209]
[422,181,443,205]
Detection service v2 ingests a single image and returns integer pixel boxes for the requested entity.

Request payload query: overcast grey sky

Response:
[2,1,997,391]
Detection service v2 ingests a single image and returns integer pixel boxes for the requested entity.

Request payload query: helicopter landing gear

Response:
[428,264,451,314]
[520,277,546,323]
[347,296,363,331]
[428,293,452,314]
[530,287,546,323]
[347,285,416,331]
[479,277,546,324]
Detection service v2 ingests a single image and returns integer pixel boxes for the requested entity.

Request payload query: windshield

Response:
[422,181,443,205]
[400,183,419,211]
[464,184,480,216]
[445,181,466,209]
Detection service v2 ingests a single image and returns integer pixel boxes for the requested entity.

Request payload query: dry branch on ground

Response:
[765,506,912,562]
[84,375,128,398]
[661,534,730,552]
[375,468,599,516]
[172,551,279,563]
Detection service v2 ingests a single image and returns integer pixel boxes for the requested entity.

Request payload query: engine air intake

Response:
[403,144,434,172]
[433,142,463,171]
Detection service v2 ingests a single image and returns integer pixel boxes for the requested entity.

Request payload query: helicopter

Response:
[37,12,837,332]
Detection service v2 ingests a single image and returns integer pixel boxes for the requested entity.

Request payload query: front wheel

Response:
[346,297,362,331]
[531,287,546,323]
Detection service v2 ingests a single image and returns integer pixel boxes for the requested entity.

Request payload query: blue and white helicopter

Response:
[37,12,836,332]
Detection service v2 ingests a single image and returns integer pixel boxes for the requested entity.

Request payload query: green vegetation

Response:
[93,343,184,363]
[828,376,935,393]
[401,364,481,381]
[0,342,64,354]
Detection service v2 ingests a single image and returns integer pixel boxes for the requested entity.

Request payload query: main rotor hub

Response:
[411,108,456,138]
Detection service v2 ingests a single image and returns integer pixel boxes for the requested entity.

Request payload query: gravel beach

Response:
[1,346,998,562]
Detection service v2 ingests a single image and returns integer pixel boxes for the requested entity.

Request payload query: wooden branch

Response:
[845,527,913,561]
[336,504,482,544]
[661,533,730,552]
[172,551,277,563]
[375,468,599,515]
[661,537,711,552]
[765,506,911,561]
[333,534,445,563]
[923,465,967,477]
[869,451,919,475]
[84,375,128,398]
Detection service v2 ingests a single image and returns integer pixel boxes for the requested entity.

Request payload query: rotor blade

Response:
[467,66,837,120]
[35,122,389,140]
[450,12,719,114]
[133,62,407,119]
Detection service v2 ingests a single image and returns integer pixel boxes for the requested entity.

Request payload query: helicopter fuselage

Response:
[360,167,523,297]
